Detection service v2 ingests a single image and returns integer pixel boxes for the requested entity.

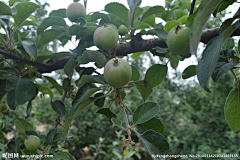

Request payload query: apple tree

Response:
[0,0,240,159]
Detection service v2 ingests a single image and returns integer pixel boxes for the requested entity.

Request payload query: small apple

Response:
[0,103,8,112]
[66,2,86,22]
[166,25,190,55]
[24,135,41,151]
[233,75,240,88]
[118,25,128,36]
[93,24,119,50]
[104,58,132,88]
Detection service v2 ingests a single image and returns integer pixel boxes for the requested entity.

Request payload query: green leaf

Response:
[127,0,142,13]
[196,32,224,92]
[36,29,67,50]
[13,2,40,27]
[0,2,12,15]
[35,84,54,99]
[142,15,155,27]
[131,65,140,81]
[72,84,100,108]
[6,76,36,110]
[19,20,38,27]
[170,56,179,69]
[140,6,165,21]
[78,75,106,88]
[15,118,34,138]
[0,79,6,94]
[131,52,143,59]
[44,76,63,95]
[97,108,117,120]
[62,98,100,140]
[69,25,97,39]
[64,58,78,78]
[111,117,123,128]
[37,16,66,34]
[182,65,196,79]
[51,100,66,117]
[139,130,169,155]
[47,129,57,145]
[94,93,106,108]
[132,80,152,101]
[49,9,67,18]
[141,117,164,134]
[105,2,129,25]
[190,0,223,55]
[133,102,160,124]
[90,12,111,22]
[78,50,108,68]
[197,21,240,92]
[146,28,168,40]
[144,64,168,88]
[224,88,240,132]
[63,78,71,91]
[21,40,37,60]
[212,58,237,82]
[164,20,180,33]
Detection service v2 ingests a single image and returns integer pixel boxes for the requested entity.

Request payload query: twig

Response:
[189,0,196,16]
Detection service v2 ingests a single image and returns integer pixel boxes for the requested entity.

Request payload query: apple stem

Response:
[103,23,107,28]
[175,25,181,34]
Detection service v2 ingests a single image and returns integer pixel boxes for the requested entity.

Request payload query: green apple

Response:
[66,2,86,22]
[93,24,119,50]
[104,58,132,88]
[24,135,41,151]
[118,25,128,36]
[166,25,190,55]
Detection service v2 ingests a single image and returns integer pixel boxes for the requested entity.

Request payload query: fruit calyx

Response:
[113,59,119,67]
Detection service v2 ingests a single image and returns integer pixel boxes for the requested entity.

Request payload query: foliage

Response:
[0,0,240,159]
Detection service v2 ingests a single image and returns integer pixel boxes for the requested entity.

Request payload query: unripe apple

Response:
[104,58,132,88]
[93,24,119,50]
[66,2,86,22]
[0,104,8,112]
[233,75,240,88]
[118,25,128,36]
[166,25,190,55]
[24,135,40,151]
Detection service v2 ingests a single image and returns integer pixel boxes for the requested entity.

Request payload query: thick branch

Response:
[1,27,240,74]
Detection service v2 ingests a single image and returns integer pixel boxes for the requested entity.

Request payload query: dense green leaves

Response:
[127,0,142,13]
[140,6,165,22]
[144,64,168,88]
[13,2,40,27]
[133,102,160,124]
[224,88,240,132]
[6,76,36,110]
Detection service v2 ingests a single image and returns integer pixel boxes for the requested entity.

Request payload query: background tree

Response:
[0,0,240,159]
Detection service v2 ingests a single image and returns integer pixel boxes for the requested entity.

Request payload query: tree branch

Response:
[1,26,240,74]
[189,0,196,16]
